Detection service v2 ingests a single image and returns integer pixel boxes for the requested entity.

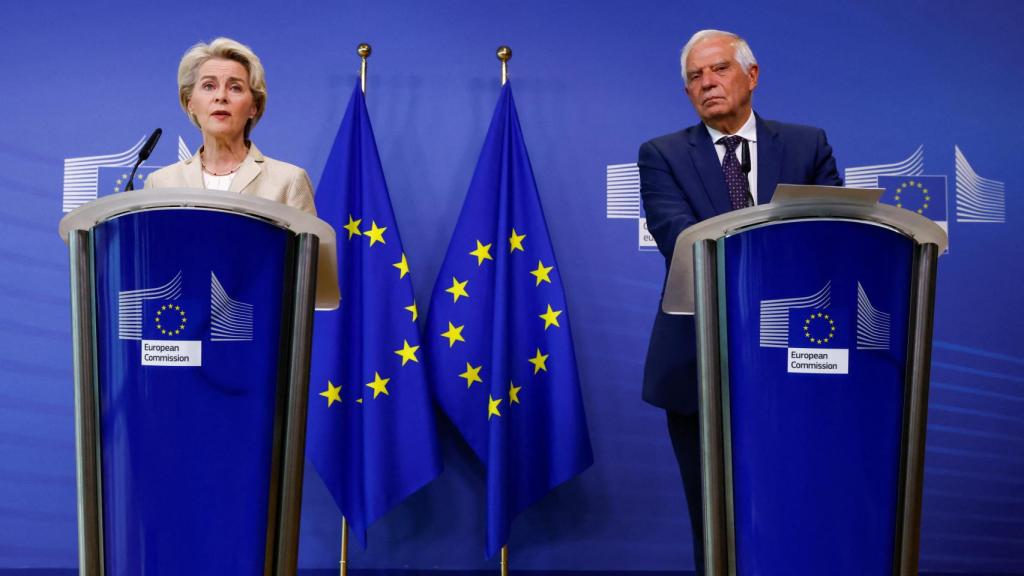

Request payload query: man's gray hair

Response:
[680,29,757,81]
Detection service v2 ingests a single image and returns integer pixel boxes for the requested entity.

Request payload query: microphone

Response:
[124,128,162,191]
[740,138,754,206]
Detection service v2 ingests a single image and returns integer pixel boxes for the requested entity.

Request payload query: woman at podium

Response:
[145,37,316,215]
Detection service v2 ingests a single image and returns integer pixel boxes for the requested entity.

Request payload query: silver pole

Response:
[274,233,319,575]
[69,230,104,576]
[694,239,728,576]
[895,243,938,575]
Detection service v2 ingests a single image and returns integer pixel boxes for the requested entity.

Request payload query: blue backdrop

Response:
[1,0,1021,572]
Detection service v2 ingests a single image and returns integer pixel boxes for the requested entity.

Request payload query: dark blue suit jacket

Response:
[639,114,842,414]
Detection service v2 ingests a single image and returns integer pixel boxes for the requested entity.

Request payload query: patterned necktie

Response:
[718,135,751,210]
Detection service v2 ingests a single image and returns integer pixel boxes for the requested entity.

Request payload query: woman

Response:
[145,37,316,215]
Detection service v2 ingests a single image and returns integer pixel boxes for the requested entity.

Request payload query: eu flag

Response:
[307,82,441,546]
[425,83,593,557]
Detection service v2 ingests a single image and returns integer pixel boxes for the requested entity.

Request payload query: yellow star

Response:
[393,253,410,279]
[366,371,390,399]
[405,301,418,322]
[469,240,494,266]
[509,228,526,253]
[528,348,549,374]
[539,304,563,330]
[488,395,503,420]
[364,220,387,246]
[446,277,469,302]
[459,362,483,389]
[394,339,420,366]
[343,215,363,240]
[530,260,553,286]
[509,381,521,405]
[319,381,342,407]
[441,322,465,347]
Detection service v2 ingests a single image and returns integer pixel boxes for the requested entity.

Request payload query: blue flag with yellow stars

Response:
[425,82,594,557]
[307,81,442,547]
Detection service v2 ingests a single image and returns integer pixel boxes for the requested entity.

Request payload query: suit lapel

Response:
[183,152,203,189]
[229,143,263,193]
[756,115,781,204]
[688,125,732,215]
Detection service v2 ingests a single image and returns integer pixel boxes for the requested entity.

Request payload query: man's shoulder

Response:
[643,122,704,150]
[757,116,826,141]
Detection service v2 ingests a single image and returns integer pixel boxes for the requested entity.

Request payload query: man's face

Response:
[684,36,759,131]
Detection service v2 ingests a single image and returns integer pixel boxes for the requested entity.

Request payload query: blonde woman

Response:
[146,37,315,215]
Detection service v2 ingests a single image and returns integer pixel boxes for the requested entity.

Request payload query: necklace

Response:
[200,153,243,176]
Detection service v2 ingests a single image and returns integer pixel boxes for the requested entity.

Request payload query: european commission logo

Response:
[605,163,658,251]
[758,281,891,374]
[62,134,193,213]
[844,144,1006,227]
[119,270,254,367]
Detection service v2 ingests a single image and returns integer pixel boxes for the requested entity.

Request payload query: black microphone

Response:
[124,128,162,191]
[740,138,754,206]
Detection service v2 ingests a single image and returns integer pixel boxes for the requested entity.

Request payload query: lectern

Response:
[59,189,339,576]
[663,185,947,576]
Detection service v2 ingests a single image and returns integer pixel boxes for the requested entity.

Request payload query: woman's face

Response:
[188,58,257,143]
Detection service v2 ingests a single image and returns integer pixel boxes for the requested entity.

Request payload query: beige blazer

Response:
[144,143,316,215]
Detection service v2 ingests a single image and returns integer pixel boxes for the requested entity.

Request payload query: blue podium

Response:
[59,189,339,576]
[663,185,947,576]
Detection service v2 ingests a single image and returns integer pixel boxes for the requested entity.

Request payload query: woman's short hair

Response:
[177,37,267,138]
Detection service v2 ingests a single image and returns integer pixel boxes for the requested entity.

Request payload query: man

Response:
[639,29,842,574]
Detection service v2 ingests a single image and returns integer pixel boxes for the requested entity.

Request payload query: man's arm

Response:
[639,140,698,260]
[813,129,843,187]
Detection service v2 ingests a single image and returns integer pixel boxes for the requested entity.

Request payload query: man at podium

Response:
[637,29,842,574]
[145,37,316,215]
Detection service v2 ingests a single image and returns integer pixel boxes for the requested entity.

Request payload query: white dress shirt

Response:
[203,171,237,191]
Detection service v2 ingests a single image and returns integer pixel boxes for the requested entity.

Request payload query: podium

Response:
[59,189,339,576]
[663,185,947,576]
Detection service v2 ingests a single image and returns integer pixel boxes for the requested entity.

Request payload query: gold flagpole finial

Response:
[496,45,512,86]
[500,544,509,576]
[357,43,372,94]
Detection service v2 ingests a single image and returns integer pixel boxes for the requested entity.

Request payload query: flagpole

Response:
[338,44,370,576]
[339,516,349,576]
[358,42,372,94]
[497,44,512,575]
[501,544,510,576]
[497,45,511,86]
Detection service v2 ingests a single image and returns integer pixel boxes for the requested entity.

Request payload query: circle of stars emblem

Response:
[894,180,931,215]
[155,304,187,336]
[803,311,835,345]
